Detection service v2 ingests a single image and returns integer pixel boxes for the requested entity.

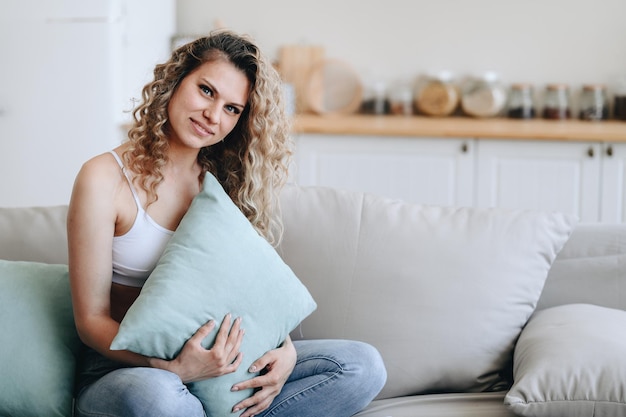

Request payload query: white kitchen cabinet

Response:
[475,140,602,221]
[0,0,174,207]
[294,134,624,223]
[293,134,475,207]
[600,143,626,223]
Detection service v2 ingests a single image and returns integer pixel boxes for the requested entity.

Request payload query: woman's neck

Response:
[165,142,202,177]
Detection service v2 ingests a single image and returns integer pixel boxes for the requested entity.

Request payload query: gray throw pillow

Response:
[505,303,626,417]
[278,185,577,398]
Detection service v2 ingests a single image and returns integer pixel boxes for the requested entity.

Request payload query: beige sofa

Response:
[1,184,626,417]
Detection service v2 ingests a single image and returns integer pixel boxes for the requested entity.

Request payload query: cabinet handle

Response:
[461,143,469,153]
[587,147,595,158]
[606,145,613,157]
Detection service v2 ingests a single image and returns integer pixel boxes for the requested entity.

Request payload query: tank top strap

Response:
[109,150,143,210]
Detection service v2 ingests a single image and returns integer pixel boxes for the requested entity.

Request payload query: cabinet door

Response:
[601,143,626,223]
[476,139,601,222]
[293,134,474,207]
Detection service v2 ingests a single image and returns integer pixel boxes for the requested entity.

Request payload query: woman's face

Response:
[167,58,250,149]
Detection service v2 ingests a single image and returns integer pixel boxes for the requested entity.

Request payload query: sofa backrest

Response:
[0,205,68,264]
[1,187,625,314]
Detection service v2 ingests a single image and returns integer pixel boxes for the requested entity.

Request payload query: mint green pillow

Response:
[0,260,81,417]
[111,173,316,417]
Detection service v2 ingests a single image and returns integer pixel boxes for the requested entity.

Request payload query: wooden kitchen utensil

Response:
[278,45,325,113]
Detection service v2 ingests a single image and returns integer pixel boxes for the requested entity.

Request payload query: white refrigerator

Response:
[0,0,175,207]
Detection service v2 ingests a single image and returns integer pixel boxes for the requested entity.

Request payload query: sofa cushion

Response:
[110,173,316,417]
[0,260,81,417]
[278,185,576,398]
[537,223,626,311]
[355,391,516,417]
[504,303,626,417]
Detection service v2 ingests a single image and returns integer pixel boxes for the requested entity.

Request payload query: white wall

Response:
[2,1,624,207]
[176,0,626,97]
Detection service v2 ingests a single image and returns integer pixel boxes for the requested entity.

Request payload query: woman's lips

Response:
[191,119,214,136]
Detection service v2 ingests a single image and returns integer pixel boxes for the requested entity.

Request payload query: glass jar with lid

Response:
[542,84,571,120]
[615,77,626,121]
[579,84,609,121]
[506,83,535,119]
[415,71,459,117]
[360,80,389,115]
[388,81,414,116]
[461,72,508,118]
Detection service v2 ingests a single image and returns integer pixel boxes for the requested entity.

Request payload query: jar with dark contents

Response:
[388,82,414,116]
[579,84,609,121]
[542,84,571,120]
[614,78,626,121]
[507,83,535,119]
[616,96,626,121]
[360,81,389,115]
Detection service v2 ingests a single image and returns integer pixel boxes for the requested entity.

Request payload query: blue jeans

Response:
[74,339,386,417]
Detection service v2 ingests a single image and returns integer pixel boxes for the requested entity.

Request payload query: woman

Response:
[68,30,386,417]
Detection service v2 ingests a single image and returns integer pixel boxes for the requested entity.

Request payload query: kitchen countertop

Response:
[292,114,626,142]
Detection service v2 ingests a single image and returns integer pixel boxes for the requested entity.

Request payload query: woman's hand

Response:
[230,336,297,417]
[150,314,245,383]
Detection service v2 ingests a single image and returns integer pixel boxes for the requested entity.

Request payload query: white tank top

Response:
[109,151,174,287]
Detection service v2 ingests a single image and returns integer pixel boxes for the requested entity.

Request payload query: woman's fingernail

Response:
[249,365,257,372]
[231,385,239,392]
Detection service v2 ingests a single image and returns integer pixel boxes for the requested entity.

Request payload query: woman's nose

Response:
[203,106,219,124]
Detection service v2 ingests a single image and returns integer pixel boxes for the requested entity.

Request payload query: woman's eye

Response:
[225,105,241,115]
[200,85,212,96]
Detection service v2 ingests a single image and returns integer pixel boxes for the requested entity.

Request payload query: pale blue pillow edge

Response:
[0,260,80,417]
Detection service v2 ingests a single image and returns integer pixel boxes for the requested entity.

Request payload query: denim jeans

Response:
[74,339,386,417]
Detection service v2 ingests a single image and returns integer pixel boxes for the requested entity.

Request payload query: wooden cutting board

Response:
[306,59,363,115]
[278,45,325,113]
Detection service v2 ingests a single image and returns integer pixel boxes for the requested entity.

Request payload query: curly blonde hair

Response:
[123,30,292,246]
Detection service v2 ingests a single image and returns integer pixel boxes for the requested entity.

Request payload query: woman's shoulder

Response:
[72,150,126,198]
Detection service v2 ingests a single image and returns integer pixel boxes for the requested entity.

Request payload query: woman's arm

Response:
[67,154,245,380]
[67,156,151,366]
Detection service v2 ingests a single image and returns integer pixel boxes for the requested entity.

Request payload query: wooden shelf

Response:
[292,114,626,142]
